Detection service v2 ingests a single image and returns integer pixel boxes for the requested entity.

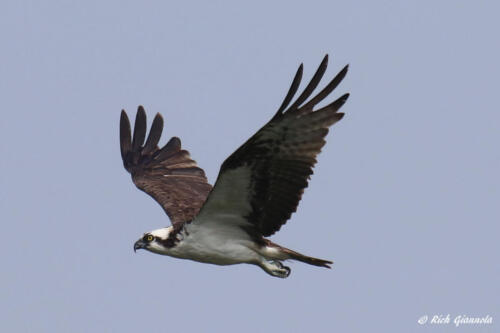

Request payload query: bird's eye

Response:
[143,234,154,242]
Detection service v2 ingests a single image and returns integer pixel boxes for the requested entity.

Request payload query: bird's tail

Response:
[264,240,333,268]
[288,250,333,268]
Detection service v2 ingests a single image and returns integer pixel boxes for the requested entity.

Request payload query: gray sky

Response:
[1,1,498,332]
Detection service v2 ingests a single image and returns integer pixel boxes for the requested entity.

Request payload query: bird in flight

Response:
[120,55,349,278]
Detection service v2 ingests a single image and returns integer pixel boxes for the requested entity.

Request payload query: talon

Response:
[283,265,291,277]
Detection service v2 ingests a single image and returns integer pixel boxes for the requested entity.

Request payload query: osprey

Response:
[120,55,349,278]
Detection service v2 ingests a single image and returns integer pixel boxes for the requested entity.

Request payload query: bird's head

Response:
[133,227,172,254]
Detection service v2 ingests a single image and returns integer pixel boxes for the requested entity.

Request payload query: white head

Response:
[133,227,173,255]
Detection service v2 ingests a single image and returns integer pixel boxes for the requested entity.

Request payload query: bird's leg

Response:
[258,259,291,278]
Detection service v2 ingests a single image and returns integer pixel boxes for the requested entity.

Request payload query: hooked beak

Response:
[134,240,146,253]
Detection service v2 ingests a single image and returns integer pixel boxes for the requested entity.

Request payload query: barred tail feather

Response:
[290,252,333,268]
[265,240,333,268]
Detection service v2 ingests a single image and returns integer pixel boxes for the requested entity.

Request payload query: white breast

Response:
[167,218,259,265]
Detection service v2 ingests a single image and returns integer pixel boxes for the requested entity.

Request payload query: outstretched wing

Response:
[196,55,348,237]
[120,106,212,226]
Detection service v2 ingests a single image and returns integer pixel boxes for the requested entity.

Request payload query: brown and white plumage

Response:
[123,55,349,278]
[120,107,212,226]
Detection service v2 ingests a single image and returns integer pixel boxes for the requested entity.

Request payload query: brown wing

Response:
[196,54,348,236]
[120,106,212,226]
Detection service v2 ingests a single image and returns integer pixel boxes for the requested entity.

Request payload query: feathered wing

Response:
[120,106,212,226]
[196,55,349,237]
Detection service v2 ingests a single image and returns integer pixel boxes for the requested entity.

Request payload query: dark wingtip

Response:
[155,136,182,161]
[169,136,181,149]
[340,64,349,76]
[339,92,350,103]
[317,93,349,114]
[275,62,304,117]
[322,53,329,66]
[287,54,334,112]
[120,110,132,160]
[334,65,349,88]
[143,112,164,155]
[286,55,330,112]
[132,106,147,151]
[322,258,333,269]
[298,63,349,112]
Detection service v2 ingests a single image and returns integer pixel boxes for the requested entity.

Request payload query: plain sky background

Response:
[1,1,498,332]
